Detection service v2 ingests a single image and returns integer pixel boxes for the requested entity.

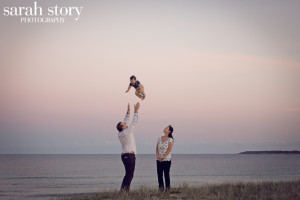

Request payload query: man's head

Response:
[130,75,136,84]
[116,122,128,132]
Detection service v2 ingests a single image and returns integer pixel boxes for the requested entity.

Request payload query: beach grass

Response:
[57,179,300,200]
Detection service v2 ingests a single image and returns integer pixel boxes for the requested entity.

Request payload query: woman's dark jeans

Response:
[156,160,171,190]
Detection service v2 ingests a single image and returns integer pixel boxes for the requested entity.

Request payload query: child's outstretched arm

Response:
[125,85,131,93]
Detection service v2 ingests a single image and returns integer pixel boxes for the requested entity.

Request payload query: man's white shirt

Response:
[118,114,138,154]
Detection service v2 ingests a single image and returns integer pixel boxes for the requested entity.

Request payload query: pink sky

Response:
[1,0,299,154]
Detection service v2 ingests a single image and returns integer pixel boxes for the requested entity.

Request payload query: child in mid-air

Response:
[125,75,146,100]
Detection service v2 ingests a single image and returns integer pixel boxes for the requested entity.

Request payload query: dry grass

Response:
[57,179,300,200]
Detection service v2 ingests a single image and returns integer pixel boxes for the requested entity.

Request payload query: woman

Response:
[156,125,174,191]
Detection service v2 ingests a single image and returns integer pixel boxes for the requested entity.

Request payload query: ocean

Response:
[0,154,299,200]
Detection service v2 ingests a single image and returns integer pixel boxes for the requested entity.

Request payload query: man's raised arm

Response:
[127,102,140,132]
[124,103,130,124]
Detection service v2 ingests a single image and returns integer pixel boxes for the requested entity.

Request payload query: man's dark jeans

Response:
[156,160,171,190]
[121,153,136,191]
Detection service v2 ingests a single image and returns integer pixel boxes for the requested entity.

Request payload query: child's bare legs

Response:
[139,85,146,99]
[135,85,146,100]
[135,89,143,99]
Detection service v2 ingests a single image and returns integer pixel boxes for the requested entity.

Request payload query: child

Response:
[125,75,146,100]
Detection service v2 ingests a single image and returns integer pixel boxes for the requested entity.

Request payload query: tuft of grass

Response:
[56,179,300,200]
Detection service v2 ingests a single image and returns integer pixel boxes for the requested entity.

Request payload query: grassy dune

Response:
[58,179,300,200]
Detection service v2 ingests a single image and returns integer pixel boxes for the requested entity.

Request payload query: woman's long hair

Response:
[168,125,174,140]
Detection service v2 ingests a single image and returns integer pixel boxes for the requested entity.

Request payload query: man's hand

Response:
[134,102,140,113]
[127,103,130,115]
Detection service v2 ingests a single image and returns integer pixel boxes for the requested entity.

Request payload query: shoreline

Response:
[239,151,300,154]
[56,179,300,200]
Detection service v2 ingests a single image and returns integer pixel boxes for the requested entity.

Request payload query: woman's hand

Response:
[156,154,161,161]
[157,156,163,162]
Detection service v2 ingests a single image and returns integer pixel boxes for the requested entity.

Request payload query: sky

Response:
[0,0,299,154]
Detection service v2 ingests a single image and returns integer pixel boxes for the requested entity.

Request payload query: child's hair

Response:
[130,75,136,80]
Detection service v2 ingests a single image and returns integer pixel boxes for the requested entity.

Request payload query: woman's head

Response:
[164,125,174,139]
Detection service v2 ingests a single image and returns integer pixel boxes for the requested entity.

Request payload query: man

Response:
[116,102,140,192]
